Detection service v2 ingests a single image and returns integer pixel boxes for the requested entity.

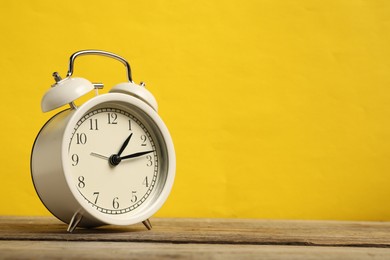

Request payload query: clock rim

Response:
[62,93,176,226]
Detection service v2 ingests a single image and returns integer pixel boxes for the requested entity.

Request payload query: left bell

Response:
[41,72,94,112]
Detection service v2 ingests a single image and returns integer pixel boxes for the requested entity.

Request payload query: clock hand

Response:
[90,152,109,160]
[120,150,154,160]
[109,150,154,166]
[117,133,133,156]
[109,133,134,166]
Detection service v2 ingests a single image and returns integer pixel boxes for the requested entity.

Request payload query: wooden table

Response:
[1,216,390,259]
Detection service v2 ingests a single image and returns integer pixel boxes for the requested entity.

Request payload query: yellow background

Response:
[1,0,390,221]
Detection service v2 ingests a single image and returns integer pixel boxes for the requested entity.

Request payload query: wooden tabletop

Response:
[1,216,390,259]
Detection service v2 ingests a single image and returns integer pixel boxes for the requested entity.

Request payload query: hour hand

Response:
[117,133,133,156]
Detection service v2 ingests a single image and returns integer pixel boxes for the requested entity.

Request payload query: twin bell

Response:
[41,50,158,113]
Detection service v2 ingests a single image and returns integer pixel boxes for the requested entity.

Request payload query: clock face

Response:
[68,105,162,217]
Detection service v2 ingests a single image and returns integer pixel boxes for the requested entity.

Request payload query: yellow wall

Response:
[1,0,390,221]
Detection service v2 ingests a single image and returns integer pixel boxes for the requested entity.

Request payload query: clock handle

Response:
[66,49,133,83]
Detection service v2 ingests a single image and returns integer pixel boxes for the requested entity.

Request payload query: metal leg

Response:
[67,212,83,233]
[142,219,152,230]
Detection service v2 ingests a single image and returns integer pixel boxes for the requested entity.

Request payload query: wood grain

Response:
[1,216,390,247]
[1,241,390,260]
[1,216,390,259]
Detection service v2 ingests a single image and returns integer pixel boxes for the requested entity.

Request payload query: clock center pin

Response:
[109,154,122,166]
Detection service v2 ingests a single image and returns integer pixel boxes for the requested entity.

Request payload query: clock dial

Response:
[68,107,159,216]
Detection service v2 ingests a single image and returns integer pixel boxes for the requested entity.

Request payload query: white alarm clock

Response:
[31,50,176,232]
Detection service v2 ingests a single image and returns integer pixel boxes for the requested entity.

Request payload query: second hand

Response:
[90,152,109,160]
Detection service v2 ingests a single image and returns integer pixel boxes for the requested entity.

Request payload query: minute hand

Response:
[120,150,154,160]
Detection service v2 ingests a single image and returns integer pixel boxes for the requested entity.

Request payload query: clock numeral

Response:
[76,133,87,144]
[142,176,149,187]
[78,176,85,189]
[112,197,119,209]
[140,135,147,146]
[146,155,153,167]
[89,118,98,130]
[128,120,132,130]
[131,191,138,203]
[107,113,118,124]
[93,192,100,204]
[71,154,79,166]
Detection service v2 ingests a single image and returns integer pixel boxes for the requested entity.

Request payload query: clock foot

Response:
[142,219,152,230]
[67,212,83,233]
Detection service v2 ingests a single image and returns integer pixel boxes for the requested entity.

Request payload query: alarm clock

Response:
[31,50,176,232]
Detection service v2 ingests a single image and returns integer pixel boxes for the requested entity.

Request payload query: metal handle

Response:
[66,50,133,82]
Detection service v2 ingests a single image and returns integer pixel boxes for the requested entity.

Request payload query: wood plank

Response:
[1,216,390,247]
[1,241,390,260]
